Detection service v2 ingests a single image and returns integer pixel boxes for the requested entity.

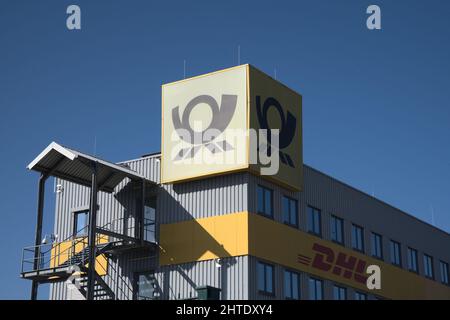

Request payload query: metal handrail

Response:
[21,227,106,274]
[21,216,156,274]
[21,224,89,273]
[94,254,135,300]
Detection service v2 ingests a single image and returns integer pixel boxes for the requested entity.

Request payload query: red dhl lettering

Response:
[298,243,368,284]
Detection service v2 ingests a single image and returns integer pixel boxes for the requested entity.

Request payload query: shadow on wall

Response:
[114,175,241,300]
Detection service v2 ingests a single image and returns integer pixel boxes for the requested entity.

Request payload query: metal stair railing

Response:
[21,214,155,274]
[22,225,90,274]
[93,254,136,300]
[21,224,111,274]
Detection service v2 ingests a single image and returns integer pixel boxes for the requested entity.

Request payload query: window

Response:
[144,198,156,242]
[333,285,346,300]
[282,196,298,227]
[257,185,273,218]
[284,270,300,300]
[354,292,367,300]
[73,210,88,237]
[308,278,323,300]
[423,254,434,279]
[371,232,383,259]
[407,247,418,273]
[390,240,402,266]
[137,196,157,243]
[330,215,344,244]
[134,272,157,300]
[351,224,364,252]
[257,261,274,294]
[439,261,449,285]
[307,206,321,236]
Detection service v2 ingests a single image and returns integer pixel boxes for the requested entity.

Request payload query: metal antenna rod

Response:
[93,136,97,156]
[238,45,240,65]
[430,204,435,226]
[183,60,186,79]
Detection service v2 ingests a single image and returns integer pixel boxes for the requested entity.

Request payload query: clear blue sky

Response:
[1,0,449,299]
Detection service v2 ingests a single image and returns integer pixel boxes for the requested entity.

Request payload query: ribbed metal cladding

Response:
[121,155,161,183]
[49,152,450,300]
[155,256,249,300]
[248,166,450,270]
[247,256,380,300]
[50,154,250,300]
[159,172,248,224]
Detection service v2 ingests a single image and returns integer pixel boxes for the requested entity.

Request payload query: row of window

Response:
[256,185,450,286]
[258,261,368,300]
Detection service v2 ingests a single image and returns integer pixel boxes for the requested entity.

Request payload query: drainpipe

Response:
[86,162,98,300]
[31,173,48,300]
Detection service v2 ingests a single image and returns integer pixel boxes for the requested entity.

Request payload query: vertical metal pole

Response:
[31,173,47,300]
[140,179,145,245]
[87,162,98,300]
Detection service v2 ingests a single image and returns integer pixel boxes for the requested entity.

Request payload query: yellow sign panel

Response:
[161,64,303,190]
[162,65,249,183]
[248,66,303,191]
[159,211,450,300]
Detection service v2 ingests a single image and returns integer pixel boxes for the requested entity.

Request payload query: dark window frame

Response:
[257,185,274,219]
[423,254,434,280]
[371,232,383,260]
[307,206,322,237]
[407,247,419,274]
[330,215,344,245]
[133,270,158,300]
[390,240,402,267]
[308,277,323,300]
[282,195,298,228]
[284,269,301,300]
[354,291,367,300]
[351,224,365,253]
[439,260,449,285]
[333,285,347,300]
[257,261,275,296]
[73,210,89,238]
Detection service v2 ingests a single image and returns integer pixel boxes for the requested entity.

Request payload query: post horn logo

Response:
[256,96,296,167]
[172,94,238,160]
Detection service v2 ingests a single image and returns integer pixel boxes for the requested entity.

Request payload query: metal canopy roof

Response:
[27,142,151,193]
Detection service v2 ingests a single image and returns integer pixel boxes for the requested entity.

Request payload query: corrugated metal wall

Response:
[246,165,450,299]
[247,254,379,300]
[50,152,449,300]
[154,256,248,300]
[158,172,248,224]
[50,154,250,300]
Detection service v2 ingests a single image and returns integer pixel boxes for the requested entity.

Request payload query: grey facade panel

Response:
[248,255,380,300]
[123,155,161,184]
[50,155,249,300]
[158,172,248,224]
[156,256,248,300]
[49,151,449,300]
[248,166,450,270]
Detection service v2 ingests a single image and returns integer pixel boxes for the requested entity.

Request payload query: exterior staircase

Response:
[21,217,156,300]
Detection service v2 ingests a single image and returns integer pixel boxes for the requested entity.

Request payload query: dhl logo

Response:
[298,243,368,285]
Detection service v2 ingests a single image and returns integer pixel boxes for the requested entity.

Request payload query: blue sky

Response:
[1,0,449,299]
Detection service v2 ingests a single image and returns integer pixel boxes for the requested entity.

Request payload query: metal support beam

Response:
[86,162,98,300]
[30,173,48,300]
[140,179,145,245]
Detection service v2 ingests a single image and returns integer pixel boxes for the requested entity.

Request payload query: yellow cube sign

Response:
[161,64,303,191]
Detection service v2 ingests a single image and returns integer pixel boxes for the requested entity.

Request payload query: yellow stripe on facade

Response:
[50,235,109,276]
[159,211,450,300]
[159,212,249,265]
